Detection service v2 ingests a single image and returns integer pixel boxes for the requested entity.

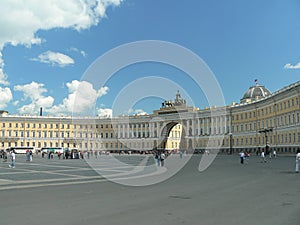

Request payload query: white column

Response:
[122,124,125,138]
[206,117,209,134]
[135,124,139,138]
[149,123,153,138]
[127,124,130,138]
[152,122,155,138]
[192,119,195,136]
[117,124,121,138]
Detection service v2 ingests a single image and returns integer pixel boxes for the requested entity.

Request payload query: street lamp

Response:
[229,133,233,154]
[259,127,273,151]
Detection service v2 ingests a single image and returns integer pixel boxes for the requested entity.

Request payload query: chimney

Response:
[39,107,43,116]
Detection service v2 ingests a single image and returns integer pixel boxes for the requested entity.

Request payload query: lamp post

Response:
[259,127,273,151]
[229,133,233,155]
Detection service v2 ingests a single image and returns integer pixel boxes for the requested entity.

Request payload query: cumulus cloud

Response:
[32,51,74,67]
[127,108,148,116]
[0,87,13,108]
[97,108,113,118]
[0,0,124,85]
[284,62,300,69]
[0,52,9,85]
[14,81,54,114]
[133,109,148,116]
[12,80,109,115]
[48,80,109,115]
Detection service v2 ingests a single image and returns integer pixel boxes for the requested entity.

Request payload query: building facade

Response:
[0,81,299,153]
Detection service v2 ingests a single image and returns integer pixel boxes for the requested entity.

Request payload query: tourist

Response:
[244,151,249,163]
[26,149,30,161]
[58,151,62,159]
[9,150,16,168]
[239,151,245,164]
[155,151,161,166]
[273,150,277,158]
[179,150,183,158]
[29,150,33,161]
[160,152,166,166]
[295,149,300,173]
[261,151,266,163]
[3,151,7,162]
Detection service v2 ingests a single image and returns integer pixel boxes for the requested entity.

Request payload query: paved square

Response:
[0,154,299,225]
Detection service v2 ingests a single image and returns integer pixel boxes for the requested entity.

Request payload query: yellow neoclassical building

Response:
[0,80,299,153]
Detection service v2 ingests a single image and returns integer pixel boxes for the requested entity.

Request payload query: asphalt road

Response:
[0,154,299,225]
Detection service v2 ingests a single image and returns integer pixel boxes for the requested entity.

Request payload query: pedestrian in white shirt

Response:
[295,149,300,173]
[9,150,16,168]
[239,151,245,164]
[261,151,266,163]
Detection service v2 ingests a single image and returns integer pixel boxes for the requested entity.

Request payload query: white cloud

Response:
[97,108,113,118]
[70,47,87,57]
[133,109,148,116]
[0,52,9,85]
[0,0,124,84]
[14,82,54,114]
[12,80,109,115]
[0,87,13,108]
[284,62,300,69]
[48,80,109,115]
[0,68,9,86]
[127,108,148,116]
[32,51,74,67]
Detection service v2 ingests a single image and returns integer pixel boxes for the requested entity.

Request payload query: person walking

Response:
[179,150,183,158]
[295,149,300,173]
[29,150,33,161]
[273,150,277,158]
[9,150,16,168]
[160,152,166,167]
[261,151,266,163]
[155,151,161,166]
[239,151,245,164]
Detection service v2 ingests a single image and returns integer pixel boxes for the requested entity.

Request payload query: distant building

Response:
[0,81,299,153]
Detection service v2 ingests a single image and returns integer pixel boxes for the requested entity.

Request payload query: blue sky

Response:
[0,0,299,117]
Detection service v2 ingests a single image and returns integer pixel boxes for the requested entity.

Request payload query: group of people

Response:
[240,148,277,164]
[154,151,167,166]
[239,151,250,164]
[240,147,300,173]
[25,149,33,162]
